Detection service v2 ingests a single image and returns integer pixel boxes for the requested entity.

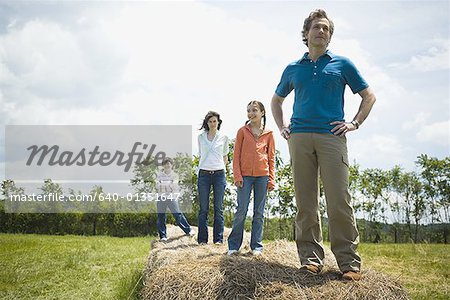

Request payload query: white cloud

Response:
[349,134,413,169]
[0,2,297,126]
[416,120,450,147]
[389,38,450,72]
[1,20,88,98]
[401,113,449,148]
[332,38,409,118]
[0,20,129,120]
[402,112,431,130]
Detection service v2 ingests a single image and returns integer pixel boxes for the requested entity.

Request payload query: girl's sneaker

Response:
[227,249,238,256]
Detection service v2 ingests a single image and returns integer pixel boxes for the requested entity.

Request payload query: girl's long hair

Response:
[245,101,266,130]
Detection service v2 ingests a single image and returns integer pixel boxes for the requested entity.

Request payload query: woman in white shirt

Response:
[197,111,229,244]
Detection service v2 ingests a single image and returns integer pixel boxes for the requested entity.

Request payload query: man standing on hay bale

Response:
[271,9,376,281]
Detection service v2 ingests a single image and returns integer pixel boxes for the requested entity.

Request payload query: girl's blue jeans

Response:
[228,176,268,251]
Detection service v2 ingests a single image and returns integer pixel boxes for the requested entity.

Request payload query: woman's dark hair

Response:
[199,111,222,131]
[245,101,266,130]
[301,9,334,46]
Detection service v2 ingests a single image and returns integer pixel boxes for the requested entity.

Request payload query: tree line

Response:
[1,142,449,243]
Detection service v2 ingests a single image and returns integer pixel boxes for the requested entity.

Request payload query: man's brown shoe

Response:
[342,271,362,281]
[299,264,322,275]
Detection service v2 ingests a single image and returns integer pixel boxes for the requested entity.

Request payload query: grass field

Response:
[0,234,151,300]
[1,234,448,299]
[359,242,449,300]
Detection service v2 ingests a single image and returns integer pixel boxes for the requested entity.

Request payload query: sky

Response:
[0,0,449,183]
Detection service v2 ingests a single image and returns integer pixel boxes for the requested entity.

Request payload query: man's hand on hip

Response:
[330,121,357,136]
[280,126,291,140]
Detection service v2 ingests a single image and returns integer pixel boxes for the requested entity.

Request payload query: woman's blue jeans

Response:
[197,170,226,244]
[228,176,268,251]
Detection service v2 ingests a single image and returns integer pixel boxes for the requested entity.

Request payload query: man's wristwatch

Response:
[351,120,360,129]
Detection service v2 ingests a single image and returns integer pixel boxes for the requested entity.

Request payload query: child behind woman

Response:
[156,157,195,241]
[228,101,275,256]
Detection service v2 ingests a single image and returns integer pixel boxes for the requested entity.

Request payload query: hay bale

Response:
[142,225,410,300]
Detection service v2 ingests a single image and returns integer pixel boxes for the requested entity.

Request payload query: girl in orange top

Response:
[227,101,275,256]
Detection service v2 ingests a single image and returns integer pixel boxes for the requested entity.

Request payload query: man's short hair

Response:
[302,9,334,46]
[162,157,173,166]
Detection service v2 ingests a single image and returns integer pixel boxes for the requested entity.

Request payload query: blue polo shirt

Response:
[275,51,369,133]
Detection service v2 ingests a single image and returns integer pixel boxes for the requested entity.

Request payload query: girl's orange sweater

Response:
[233,125,275,190]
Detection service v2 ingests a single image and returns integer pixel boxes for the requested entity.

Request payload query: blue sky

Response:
[1,0,449,181]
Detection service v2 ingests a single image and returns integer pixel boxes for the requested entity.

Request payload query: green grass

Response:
[0,234,151,300]
[358,243,450,300]
[1,234,448,300]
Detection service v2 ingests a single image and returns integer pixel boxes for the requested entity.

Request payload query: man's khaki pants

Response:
[288,132,360,272]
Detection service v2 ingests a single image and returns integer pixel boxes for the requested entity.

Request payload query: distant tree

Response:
[416,154,450,224]
[1,179,25,199]
[80,185,104,235]
[390,166,426,242]
[349,163,362,213]
[1,180,25,213]
[189,155,200,225]
[224,141,237,227]
[359,168,390,241]
[40,179,65,214]
[130,157,158,195]
[40,178,63,195]
[36,179,65,232]
[387,166,403,242]
[269,151,296,240]
[408,172,426,242]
